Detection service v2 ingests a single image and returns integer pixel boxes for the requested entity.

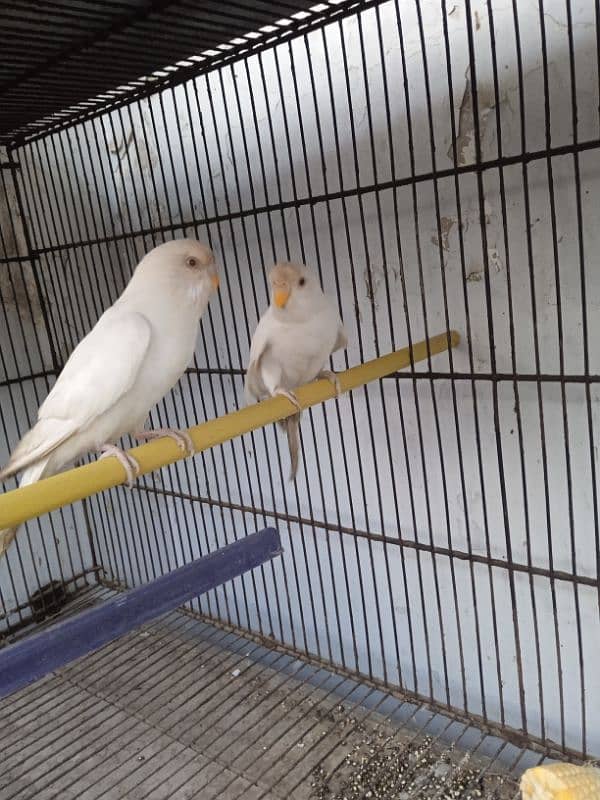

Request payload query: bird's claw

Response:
[273,387,302,412]
[318,369,342,397]
[99,444,140,488]
[134,428,195,457]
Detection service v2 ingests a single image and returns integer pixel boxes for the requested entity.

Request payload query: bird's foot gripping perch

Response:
[273,387,302,412]
[134,428,195,457]
[98,445,140,488]
[317,369,342,396]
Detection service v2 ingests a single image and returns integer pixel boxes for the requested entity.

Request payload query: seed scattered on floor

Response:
[309,731,517,800]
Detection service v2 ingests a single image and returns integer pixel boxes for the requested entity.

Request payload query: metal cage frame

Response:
[1,0,599,788]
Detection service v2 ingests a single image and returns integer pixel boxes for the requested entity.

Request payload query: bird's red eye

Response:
[186,257,198,268]
[299,277,306,286]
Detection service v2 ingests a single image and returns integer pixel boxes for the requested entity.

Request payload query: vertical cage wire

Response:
[0,152,97,635]
[0,0,599,763]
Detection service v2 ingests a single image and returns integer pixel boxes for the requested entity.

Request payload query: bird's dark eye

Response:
[186,256,198,268]
[299,277,306,286]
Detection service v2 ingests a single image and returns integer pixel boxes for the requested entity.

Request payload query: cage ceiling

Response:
[0,0,344,145]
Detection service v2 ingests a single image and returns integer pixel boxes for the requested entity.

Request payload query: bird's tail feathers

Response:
[0,418,74,482]
[0,528,18,559]
[0,458,51,559]
[281,413,301,482]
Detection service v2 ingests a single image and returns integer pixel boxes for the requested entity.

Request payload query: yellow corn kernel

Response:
[520,762,600,800]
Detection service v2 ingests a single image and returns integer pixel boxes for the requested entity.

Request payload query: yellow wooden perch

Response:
[0,330,459,530]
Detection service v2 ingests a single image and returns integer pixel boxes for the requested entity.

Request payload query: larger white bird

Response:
[245,262,347,481]
[0,238,219,558]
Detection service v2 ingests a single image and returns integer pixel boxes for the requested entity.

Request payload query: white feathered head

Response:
[132,238,219,300]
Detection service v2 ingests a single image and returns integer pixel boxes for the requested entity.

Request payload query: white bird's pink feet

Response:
[99,428,195,488]
[98,444,140,488]
[273,387,302,412]
[134,428,195,456]
[317,369,342,396]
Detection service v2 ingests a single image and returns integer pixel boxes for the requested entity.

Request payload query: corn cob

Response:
[520,762,600,799]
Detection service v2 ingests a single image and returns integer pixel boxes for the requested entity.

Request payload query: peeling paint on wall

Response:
[431,216,456,252]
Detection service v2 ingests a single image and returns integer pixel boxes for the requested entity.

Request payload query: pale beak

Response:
[273,287,290,308]
[211,273,220,290]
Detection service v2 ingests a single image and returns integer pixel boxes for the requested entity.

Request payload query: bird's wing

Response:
[245,313,273,402]
[1,311,151,478]
[41,310,152,425]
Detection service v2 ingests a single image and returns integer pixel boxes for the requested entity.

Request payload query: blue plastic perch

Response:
[0,527,282,699]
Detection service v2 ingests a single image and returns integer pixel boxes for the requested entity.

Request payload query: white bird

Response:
[0,238,219,558]
[245,262,347,481]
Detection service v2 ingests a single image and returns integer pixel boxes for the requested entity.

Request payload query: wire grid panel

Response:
[2,0,600,760]
[0,0,326,144]
[0,150,95,634]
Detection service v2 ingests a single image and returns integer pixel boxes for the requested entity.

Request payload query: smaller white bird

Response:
[245,262,347,481]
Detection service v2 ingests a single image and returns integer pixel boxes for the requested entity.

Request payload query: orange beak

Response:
[273,287,290,308]
[211,273,220,290]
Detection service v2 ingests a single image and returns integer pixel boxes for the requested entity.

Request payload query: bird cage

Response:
[0,1,599,798]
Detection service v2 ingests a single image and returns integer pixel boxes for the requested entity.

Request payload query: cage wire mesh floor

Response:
[1,586,539,800]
